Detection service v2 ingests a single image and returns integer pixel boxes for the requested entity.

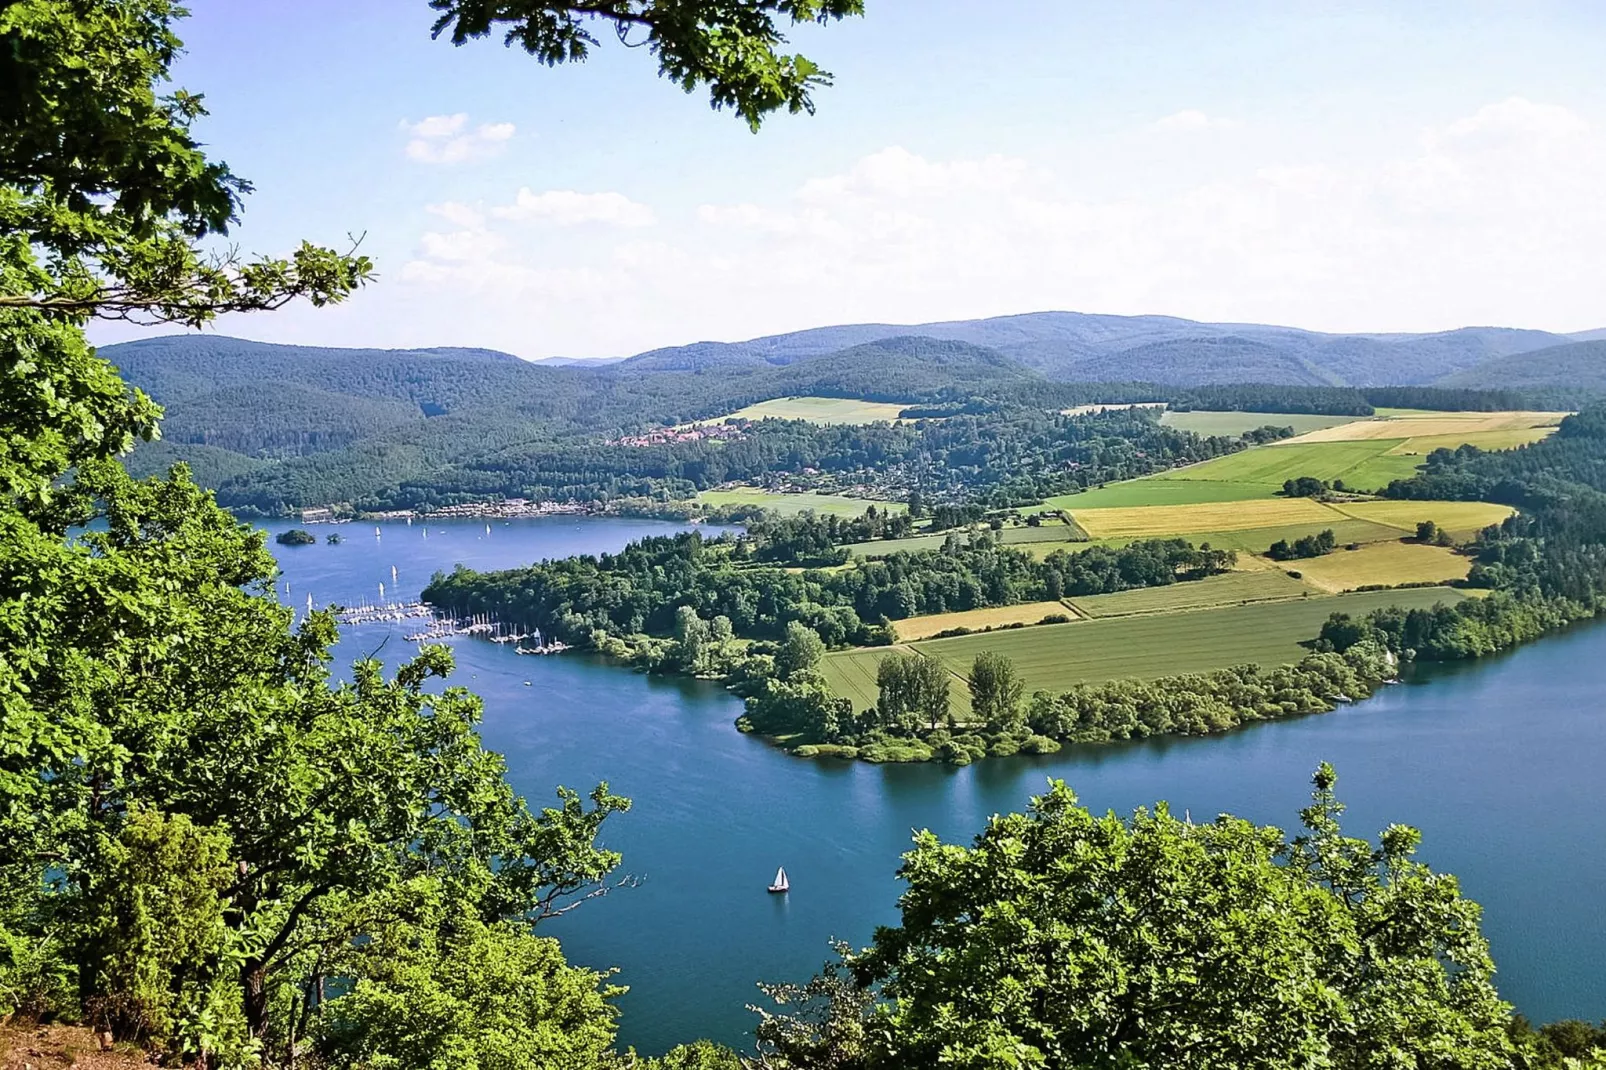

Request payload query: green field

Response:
[819,645,974,713]
[1159,411,1365,437]
[697,489,904,517]
[708,396,911,425]
[1151,440,1422,490]
[998,522,1081,545]
[1045,479,1279,510]
[910,587,1467,693]
[1065,570,1310,618]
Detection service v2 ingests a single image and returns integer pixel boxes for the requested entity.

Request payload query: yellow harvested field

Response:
[1070,497,1344,538]
[1386,428,1556,455]
[1328,500,1516,537]
[893,601,1073,641]
[1283,410,1568,444]
[1288,542,1473,594]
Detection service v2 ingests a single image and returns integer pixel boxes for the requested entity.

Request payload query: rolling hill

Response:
[1438,340,1606,391]
[609,311,1582,385]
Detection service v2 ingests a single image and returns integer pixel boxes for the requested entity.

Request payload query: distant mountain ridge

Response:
[613,311,1591,387]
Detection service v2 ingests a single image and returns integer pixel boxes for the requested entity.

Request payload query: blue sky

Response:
[97,1,1606,358]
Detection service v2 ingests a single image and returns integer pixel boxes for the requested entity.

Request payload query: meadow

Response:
[1045,479,1279,510]
[892,601,1074,641]
[1151,440,1423,490]
[912,587,1467,692]
[697,489,904,517]
[707,396,911,424]
[1290,542,1473,593]
[1064,570,1309,617]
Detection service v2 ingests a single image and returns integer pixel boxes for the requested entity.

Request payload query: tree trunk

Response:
[241,960,270,1038]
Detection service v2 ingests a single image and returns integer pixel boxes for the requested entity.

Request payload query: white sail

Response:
[769,866,789,892]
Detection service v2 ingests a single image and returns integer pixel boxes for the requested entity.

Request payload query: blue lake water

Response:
[266,516,1606,1054]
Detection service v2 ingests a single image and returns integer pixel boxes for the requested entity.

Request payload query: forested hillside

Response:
[1438,340,1606,391]
[108,326,1593,514]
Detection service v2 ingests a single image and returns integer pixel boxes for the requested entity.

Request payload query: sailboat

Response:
[768,866,790,894]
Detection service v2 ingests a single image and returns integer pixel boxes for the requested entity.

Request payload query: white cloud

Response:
[1154,109,1242,132]
[425,200,486,229]
[401,114,515,164]
[491,188,655,227]
[393,97,1606,356]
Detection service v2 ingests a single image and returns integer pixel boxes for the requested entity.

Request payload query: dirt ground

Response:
[0,1024,150,1069]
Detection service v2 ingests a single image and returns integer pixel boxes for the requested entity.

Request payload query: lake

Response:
[266,516,1606,1054]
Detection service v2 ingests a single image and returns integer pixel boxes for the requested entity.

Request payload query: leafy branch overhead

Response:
[0,0,372,325]
[430,0,866,129]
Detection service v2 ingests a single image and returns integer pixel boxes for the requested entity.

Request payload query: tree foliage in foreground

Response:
[430,0,865,130]
[756,767,1517,1070]
[0,0,811,1063]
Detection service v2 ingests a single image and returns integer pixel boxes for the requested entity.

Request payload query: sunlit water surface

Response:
[264,517,1606,1053]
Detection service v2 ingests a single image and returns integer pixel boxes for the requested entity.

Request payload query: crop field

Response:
[1386,428,1556,455]
[697,489,903,517]
[819,646,973,713]
[1181,518,1406,554]
[893,601,1074,641]
[819,647,906,711]
[1065,570,1310,618]
[1045,479,1279,510]
[1284,410,1568,445]
[913,587,1468,692]
[1290,542,1473,593]
[1151,441,1422,489]
[1159,411,1365,436]
[715,396,911,424]
[1328,500,1515,537]
[1070,497,1344,538]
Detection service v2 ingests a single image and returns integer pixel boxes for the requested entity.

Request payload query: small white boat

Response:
[768,866,790,894]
